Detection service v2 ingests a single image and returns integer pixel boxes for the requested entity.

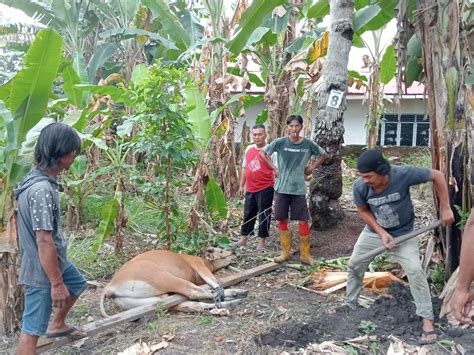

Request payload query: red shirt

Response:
[243,145,274,193]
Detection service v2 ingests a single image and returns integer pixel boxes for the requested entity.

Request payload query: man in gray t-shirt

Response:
[347,149,454,345]
[15,123,87,353]
[259,115,326,265]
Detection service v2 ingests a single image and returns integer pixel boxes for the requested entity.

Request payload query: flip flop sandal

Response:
[418,329,440,345]
[45,325,86,339]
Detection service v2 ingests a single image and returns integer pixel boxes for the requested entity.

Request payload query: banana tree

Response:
[365,35,396,148]
[143,0,285,201]
[414,0,472,276]
[0,28,63,335]
[2,0,151,85]
[1,0,98,85]
[234,0,302,142]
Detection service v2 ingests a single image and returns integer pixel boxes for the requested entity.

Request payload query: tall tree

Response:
[309,0,354,229]
[415,0,472,276]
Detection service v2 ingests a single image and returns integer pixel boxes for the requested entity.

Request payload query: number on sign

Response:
[326,90,344,109]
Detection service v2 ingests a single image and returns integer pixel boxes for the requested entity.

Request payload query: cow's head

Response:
[202,246,235,271]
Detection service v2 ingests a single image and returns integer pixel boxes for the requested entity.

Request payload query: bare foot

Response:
[238,236,247,247]
[257,238,266,250]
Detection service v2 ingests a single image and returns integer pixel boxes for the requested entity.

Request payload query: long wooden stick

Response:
[36,261,280,353]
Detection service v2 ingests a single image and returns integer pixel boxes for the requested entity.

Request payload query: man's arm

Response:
[430,169,455,226]
[356,204,396,249]
[458,212,474,290]
[37,230,70,308]
[259,150,278,177]
[239,168,246,197]
[305,154,326,176]
[451,210,474,323]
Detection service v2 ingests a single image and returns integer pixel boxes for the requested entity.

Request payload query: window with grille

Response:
[377,114,430,146]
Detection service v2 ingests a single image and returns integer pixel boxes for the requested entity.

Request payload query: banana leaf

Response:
[228,0,287,55]
[62,63,83,106]
[184,83,211,149]
[143,0,190,50]
[205,177,227,220]
[379,44,396,85]
[87,43,119,83]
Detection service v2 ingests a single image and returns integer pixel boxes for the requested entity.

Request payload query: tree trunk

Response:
[416,0,470,277]
[309,0,354,229]
[367,63,383,148]
[0,212,23,334]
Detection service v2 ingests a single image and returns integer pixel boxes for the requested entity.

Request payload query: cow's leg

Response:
[171,299,245,313]
[185,259,227,301]
[147,272,217,300]
[191,262,221,289]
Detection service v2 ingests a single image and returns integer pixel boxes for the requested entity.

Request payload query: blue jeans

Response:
[21,261,87,336]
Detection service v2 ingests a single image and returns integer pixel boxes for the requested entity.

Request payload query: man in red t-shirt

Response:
[235,124,275,250]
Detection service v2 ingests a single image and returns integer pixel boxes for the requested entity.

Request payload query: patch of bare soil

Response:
[258,282,474,352]
[314,210,363,259]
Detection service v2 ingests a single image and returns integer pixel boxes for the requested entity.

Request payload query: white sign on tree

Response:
[326,89,344,109]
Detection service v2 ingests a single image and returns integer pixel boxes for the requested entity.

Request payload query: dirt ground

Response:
[2,209,474,354]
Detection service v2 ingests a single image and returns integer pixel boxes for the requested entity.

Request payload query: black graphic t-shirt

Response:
[353,165,431,237]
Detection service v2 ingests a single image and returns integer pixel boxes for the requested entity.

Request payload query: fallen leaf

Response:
[118,342,151,355]
[73,337,87,349]
[150,341,169,351]
[213,336,224,342]
[209,308,230,316]
[162,334,175,341]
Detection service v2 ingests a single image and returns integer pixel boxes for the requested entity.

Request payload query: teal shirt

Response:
[265,137,325,195]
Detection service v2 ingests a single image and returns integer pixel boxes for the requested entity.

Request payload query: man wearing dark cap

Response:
[346,149,454,344]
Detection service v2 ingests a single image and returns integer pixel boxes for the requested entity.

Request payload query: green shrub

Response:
[429,266,445,291]
[358,320,377,335]
[67,233,123,279]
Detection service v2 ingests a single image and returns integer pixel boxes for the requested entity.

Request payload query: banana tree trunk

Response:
[416,0,470,277]
[0,213,23,334]
[367,63,383,148]
[309,0,354,229]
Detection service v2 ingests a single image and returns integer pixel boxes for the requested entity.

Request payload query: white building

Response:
[236,79,428,147]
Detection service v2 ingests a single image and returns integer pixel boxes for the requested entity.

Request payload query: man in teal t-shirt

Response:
[259,115,326,265]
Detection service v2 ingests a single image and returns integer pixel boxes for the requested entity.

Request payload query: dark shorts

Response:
[241,186,274,238]
[274,192,310,221]
[21,261,87,336]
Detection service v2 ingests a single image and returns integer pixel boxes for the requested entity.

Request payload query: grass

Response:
[398,149,431,168]
[198,315,213,326]
[124,194,164,236]
[81,193,111,227]
[67,232,124,280]
[342,155,358,170]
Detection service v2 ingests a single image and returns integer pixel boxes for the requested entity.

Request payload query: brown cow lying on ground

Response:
[100,247,248,316]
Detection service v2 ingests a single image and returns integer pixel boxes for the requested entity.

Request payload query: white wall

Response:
[235,98,427,146]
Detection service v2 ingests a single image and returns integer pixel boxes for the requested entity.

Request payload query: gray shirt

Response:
[265,137,325,195]
[353,165,431,237]
[14,168,67,287]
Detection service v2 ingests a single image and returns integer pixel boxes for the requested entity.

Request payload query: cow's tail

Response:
[100,285,110,318]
